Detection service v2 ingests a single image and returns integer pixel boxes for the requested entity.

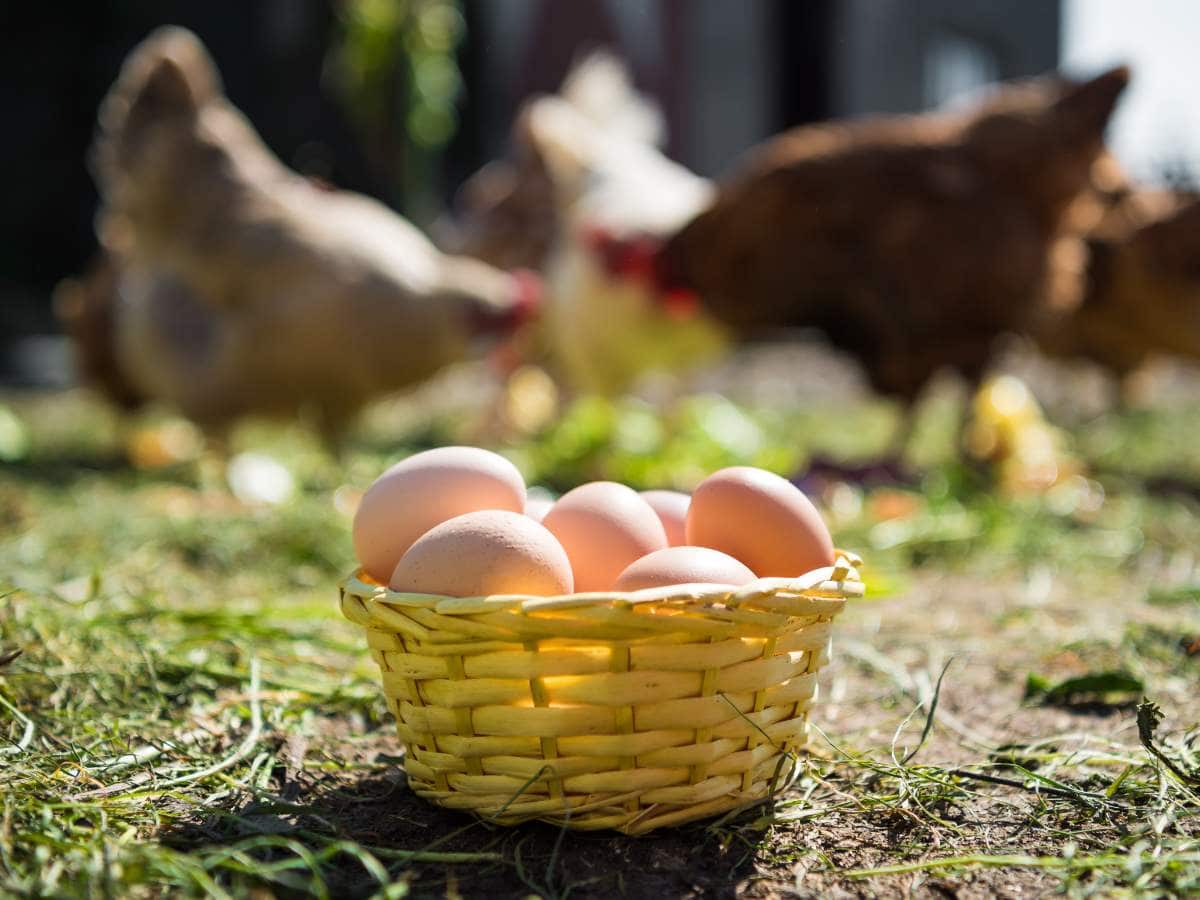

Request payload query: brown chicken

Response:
[54,253,145,411]
[75,27,539,445]
[1039,189,1200,377]
[652,67,1130,404]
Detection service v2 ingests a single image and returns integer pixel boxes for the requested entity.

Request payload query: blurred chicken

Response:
[76,27,539,447]
[442,51,666,273]
[520,92,729,394]
[1039,184,1200,381]
[442,52,728,395]
[652,67,1130,413]
[53,253,144,412]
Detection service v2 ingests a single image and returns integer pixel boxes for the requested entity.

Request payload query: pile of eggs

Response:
[352,447,835,597]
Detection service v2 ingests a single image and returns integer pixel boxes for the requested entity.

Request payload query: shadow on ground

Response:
[161,760,761,899]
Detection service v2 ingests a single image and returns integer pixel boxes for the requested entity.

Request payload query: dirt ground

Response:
[159,566,1196,899]
[3,345,1198,898]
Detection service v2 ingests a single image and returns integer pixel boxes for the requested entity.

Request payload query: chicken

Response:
[651,67,1130,405]
[1025,142,1200,403]
[53,253,145,412]
[519,91,729,395]
[1038,190,1200,378]
[442,51,666,273]
[440,52,728,396]
[80,27,539,446]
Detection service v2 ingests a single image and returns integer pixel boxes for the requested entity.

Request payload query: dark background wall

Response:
[0,1,375,338]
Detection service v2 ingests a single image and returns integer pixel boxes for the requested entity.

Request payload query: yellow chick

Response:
[966,375,1081,493]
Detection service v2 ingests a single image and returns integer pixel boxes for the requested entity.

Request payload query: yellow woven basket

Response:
[340,552,862,835]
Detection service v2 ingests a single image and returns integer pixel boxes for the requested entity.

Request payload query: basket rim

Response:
[340,551,863,616]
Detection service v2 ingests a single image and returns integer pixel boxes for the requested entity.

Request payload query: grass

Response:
[2,353,1200,898]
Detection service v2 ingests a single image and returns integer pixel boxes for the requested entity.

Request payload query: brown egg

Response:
[542,481,668,591]
[352,446,525,582]
[614,546,756,592]
[639,490,690,546]
[389,510,573,597]
[686,466,834,577]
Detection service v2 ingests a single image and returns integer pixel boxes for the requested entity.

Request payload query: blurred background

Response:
[2,0,1197,386]
[7,7,1200,892]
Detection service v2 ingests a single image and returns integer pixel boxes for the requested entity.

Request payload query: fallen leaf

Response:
[1024,669,1143,704]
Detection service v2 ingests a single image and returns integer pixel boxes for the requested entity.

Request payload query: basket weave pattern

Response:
[341,554,862,835]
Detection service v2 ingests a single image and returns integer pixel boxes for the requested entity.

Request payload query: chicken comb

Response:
[581,224,701,319]
[581,225,661,283]
[660,288,700,320]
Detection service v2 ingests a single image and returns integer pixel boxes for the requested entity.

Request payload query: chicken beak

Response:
[508,268,543,327]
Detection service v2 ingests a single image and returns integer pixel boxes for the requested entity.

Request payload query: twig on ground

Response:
[946,767,1106,805]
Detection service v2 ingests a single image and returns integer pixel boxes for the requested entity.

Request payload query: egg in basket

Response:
[341,447,862,834]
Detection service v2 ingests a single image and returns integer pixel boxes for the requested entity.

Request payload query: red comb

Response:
[582,223,701,319]
[661,288,700,320]
[583,225,662,284]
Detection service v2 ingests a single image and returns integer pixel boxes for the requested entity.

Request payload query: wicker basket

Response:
[340,552,862,835]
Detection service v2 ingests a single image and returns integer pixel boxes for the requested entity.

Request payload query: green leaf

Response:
[1023,672,1052,698]
[1024,669,1143,703]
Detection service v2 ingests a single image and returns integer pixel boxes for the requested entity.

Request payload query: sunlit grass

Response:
[2,376,1198,896]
